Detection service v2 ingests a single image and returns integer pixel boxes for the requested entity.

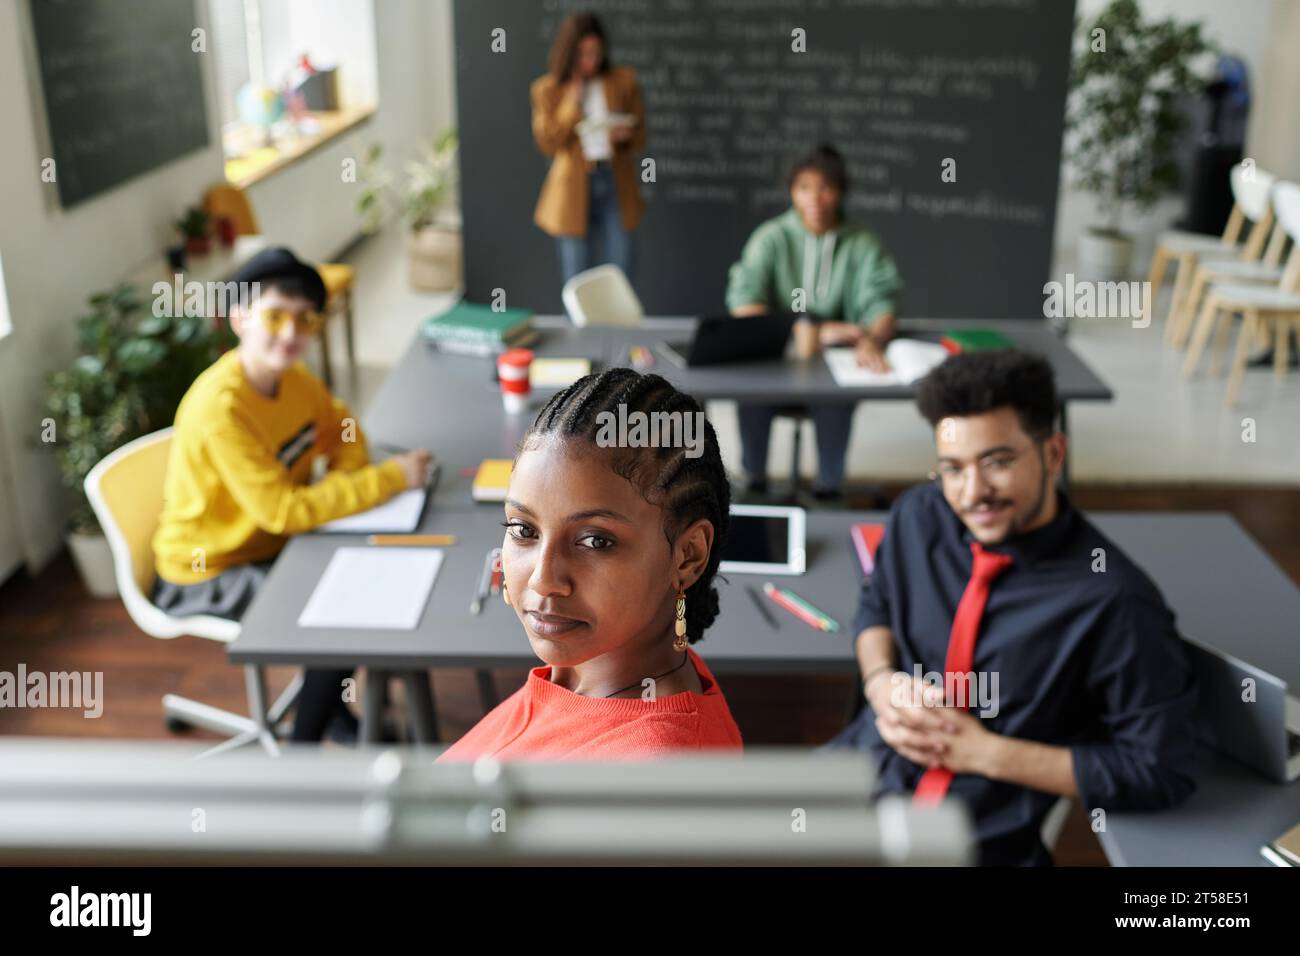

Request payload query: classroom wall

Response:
[1250,0,1300,183]
[0,0,228,576]
[0,0,454,575]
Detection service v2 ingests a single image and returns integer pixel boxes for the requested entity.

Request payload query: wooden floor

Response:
[2,482,1297,865]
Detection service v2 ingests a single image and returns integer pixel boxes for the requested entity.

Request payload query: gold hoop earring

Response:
[502,579,511,607]
[673,589,688,651]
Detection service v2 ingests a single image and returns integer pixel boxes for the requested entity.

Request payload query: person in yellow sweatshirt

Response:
[151,247,432,743]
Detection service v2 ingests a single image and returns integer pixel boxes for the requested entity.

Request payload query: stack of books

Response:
[422,301,537,357]
[940,329,1015,353]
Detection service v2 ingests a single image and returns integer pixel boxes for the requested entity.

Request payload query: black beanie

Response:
[230,246,327,311]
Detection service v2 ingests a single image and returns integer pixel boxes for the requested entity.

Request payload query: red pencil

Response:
[763,582,828,632]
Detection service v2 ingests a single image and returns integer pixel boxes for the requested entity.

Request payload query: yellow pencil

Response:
[366,534,457,546]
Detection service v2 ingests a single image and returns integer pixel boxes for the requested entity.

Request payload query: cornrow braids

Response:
[520,368,731,643]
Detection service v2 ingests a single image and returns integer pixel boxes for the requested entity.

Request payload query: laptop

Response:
[656,313,797,368]
[1182,635,1300,782]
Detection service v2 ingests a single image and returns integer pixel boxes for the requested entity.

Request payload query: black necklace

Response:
[603,650,691,698]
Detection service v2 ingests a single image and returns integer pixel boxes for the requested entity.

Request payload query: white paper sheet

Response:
[823,348,899,387]
[823,339,949,387]
[298,547,444,630]
[316,489,427,533]
[576,112,636,134]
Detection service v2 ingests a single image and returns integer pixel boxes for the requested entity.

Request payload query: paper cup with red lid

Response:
[497,348,534,414]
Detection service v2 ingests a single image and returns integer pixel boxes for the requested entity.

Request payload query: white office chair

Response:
[561,264,644,328]
[84,428,301,758]
[1157,162,1278,346]
[1180,180,1300,406]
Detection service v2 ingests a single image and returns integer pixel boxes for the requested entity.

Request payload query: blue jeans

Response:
[556,166,636,283]
[738,402,856,492]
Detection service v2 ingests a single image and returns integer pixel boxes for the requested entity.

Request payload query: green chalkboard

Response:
[29,0,210,208]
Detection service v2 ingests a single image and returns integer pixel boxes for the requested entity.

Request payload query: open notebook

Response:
[823,338,949,387]
[314,488,427,534]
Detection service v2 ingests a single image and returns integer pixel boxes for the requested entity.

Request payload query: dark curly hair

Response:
[517,368,730,644]
[915,350,1059,438]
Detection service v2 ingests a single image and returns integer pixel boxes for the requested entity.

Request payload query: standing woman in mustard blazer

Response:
[531,13,647,285]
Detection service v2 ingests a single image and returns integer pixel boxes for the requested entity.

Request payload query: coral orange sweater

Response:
[437,647,743,761]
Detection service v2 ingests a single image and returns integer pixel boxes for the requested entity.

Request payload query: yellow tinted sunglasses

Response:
[257,307,324,335]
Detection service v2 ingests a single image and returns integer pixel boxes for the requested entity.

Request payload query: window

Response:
[0,252,11,341]
[207,0,379,186]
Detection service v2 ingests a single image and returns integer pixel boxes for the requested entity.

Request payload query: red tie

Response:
[913,541,1014,805]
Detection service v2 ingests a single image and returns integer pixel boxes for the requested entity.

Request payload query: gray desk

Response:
[1098,750,1300,867]
[364,317,1111,502]
[230,508,1300,866]
[1084,512,1300,868]
[1088,514,1300,689]
[231,509,865,748]
[230,509,867,674]
[230,511,1297,680]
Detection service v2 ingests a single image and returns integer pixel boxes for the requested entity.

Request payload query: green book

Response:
[422,301,532,344]
[940,329,1016,353]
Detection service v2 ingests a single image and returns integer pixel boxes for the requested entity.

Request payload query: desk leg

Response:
[361,670,386,746]
[402,671,439,744]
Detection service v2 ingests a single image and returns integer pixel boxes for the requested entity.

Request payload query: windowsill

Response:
[223,105,376,190]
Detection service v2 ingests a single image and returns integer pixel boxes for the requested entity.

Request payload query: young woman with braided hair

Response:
[437,368,742,761]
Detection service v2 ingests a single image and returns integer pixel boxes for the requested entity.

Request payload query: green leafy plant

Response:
[174,206,211,240]
[358,128,459,234]
[1066,0,1215,237]
[43,283,234,533]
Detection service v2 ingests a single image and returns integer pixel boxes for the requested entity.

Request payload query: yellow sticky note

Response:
[530,358,592,388]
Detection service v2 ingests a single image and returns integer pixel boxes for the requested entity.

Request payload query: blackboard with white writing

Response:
[455,0,1075,319]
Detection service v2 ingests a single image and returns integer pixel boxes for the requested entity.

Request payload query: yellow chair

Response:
[84,428,301,757]
[203,184,357,389]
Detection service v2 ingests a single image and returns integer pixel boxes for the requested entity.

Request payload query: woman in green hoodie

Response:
[726,145,902,501]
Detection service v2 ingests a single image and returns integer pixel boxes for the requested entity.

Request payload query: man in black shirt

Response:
[824,350,1198,865]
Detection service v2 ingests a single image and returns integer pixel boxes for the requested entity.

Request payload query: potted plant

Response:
[358,129,462,291]
[175,206,212,257]
[1066,0,1214,280]
[43,284,234,597]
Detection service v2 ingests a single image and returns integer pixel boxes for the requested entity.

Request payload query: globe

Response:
[235,85,285,129]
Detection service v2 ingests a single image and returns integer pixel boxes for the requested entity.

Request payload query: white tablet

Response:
[718,504,806,575]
